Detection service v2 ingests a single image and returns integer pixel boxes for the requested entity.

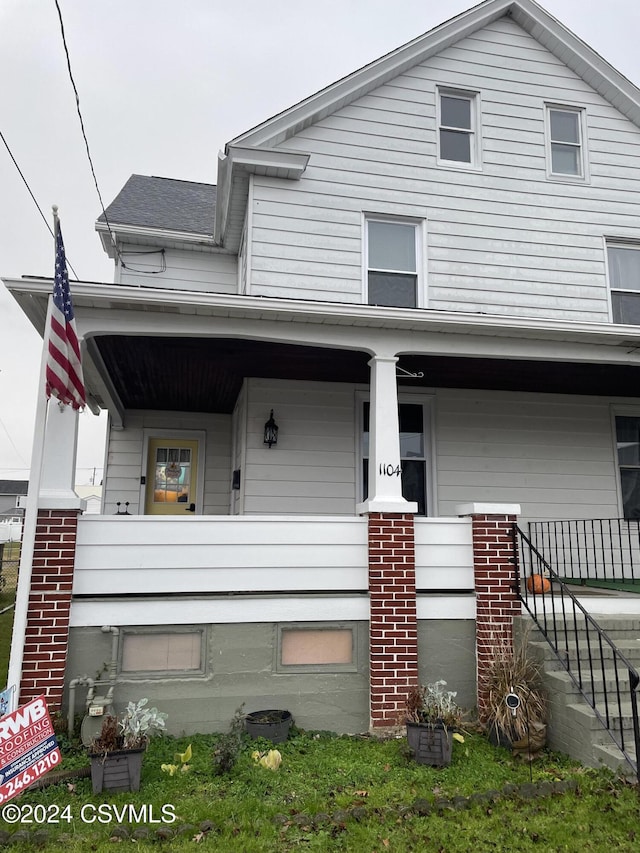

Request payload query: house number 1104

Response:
[379,463,402,477]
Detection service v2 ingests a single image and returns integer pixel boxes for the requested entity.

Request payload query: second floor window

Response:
[437,88,480,167]
[608,243,640,324]
[546,105,586,179]
[367,219,418,308]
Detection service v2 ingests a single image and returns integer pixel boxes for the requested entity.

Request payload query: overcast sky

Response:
[1,0,639,484]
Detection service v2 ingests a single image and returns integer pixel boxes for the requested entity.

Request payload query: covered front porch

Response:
[8,277,640,730]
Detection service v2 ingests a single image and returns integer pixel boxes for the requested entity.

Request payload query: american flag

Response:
[45,222,86,410]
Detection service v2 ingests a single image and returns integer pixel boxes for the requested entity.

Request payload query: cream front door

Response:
[144,437,200,515]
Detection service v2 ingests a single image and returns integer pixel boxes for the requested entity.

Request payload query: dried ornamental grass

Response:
[481,630,547,743]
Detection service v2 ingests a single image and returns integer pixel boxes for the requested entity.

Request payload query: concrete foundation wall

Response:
[417,619,477,714]
[65,617,477,734]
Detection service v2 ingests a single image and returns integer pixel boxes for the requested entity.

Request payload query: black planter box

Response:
[89,748,145,793]
[406,722,453,767]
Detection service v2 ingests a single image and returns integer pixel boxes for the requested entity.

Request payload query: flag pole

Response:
[5,208,59,710]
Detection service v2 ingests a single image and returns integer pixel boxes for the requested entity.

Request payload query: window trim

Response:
[363,215,424,308]
[611,408,640,520]
[606,240,640,324]
[275,624,359,673]
[436,86,482,171]
[544,103,588,182]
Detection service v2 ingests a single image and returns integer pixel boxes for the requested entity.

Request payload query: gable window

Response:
[615,416,640,519]
[366,219,419,308]
[437,88,480,168]
[546,105,586,179]
[608,244,640,324]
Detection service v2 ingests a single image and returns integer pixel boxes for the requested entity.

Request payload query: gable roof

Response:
[98,175,216,236]
[229,0,640,150]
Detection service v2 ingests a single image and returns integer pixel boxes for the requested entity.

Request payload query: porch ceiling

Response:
[93,336,640,413]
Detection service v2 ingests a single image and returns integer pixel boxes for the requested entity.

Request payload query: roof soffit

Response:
[228,0,640,150]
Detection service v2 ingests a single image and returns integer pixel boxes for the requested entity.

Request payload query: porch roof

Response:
[6,277,640,413]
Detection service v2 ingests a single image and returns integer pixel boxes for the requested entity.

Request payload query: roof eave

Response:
[95,220,217,258]
[214,146,310,250]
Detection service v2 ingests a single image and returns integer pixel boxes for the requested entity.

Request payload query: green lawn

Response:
[1,729,638,851]
[0,590,15,690]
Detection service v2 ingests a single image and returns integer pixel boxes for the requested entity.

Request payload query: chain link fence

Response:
[0,542,19,595]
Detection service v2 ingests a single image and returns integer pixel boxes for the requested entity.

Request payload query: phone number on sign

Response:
[0,751,60,804]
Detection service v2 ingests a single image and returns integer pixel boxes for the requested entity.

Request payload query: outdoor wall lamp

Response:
[263,410,279,448]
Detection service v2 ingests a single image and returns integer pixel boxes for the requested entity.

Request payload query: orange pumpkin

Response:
[526,574,551,594]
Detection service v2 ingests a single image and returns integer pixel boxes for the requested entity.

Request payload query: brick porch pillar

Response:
[368,512,419,728]
[9,400,85,712]
[19,509,82,709]
[456,503,521,722]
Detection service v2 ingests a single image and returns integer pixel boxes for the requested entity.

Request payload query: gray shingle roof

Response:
[98,175,216,236]
[0,480,28,495]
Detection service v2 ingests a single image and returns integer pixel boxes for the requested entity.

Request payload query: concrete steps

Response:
[517,614,640,777]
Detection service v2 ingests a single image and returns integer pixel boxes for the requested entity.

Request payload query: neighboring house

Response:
[6,0,640,736]
[73,485,103,516]
[0,480,27,518]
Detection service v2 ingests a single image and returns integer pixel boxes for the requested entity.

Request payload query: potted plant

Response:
[481,632,547,757]
[244,709,293,744]
[89,698,167,793]
[404,680,465,767]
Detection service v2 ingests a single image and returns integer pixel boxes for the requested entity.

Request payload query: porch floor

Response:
[560,578,640,595]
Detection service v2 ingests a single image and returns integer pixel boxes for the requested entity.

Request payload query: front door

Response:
[144,437,200,515]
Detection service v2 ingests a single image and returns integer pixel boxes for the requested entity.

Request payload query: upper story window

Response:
[366,218,419,308]
[437,88,480,168]
[545,105,587,179]
[608,243,640,324]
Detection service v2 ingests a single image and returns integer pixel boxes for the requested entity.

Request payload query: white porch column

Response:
[356,354,417,514]
[39,400,84,509]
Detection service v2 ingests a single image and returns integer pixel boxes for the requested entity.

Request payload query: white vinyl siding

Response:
[434,388,620,522]
[118,244,237,294]
[247,16,640,321]
[103,411,231,515]
[102,382,634,523]
[242,378,357,515]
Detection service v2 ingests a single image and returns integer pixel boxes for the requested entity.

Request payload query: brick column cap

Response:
[456,502,521,517]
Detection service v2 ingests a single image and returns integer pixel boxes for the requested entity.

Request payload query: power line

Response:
[0,129,80,280]
[53,0,122,265]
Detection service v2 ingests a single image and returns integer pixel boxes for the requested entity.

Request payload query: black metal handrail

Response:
[528,518,640,585]
[514,524,640,781]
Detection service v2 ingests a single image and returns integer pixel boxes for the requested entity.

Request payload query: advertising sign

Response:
[0,695,61,805]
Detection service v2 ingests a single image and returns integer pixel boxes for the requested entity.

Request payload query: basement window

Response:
[277,626,357,672]
[120,629,204,676]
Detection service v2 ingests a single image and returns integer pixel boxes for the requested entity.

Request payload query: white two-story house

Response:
[6,0,640,736]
